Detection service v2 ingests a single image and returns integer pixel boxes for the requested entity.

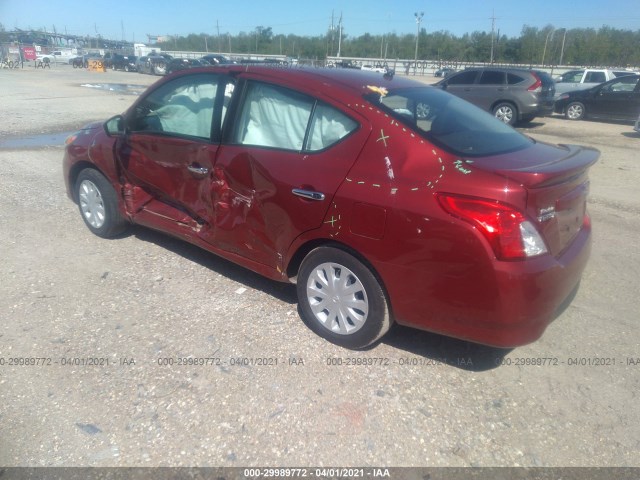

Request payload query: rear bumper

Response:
[380,222,591,348]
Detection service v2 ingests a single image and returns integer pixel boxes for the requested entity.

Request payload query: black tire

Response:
[493,102,518,126]
[565,101,586,121]
[297,246,392,349]
[75,169,127,238]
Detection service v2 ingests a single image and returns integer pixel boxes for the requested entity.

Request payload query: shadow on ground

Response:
[130,225,511,371]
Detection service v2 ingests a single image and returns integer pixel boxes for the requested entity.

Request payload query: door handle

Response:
[187,164,209,175]
[292,189,325,201]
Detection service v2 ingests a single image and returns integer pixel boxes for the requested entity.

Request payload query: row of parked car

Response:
[67,52,236,75]
[432,66,640,126]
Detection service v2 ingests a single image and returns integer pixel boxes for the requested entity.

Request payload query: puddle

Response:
[80,83,147,95]
[0,131,73,149]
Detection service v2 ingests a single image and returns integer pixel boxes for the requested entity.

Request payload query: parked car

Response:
[137,55,167,75]
[361,64,388,73]
[554,74,640,121]
[166,58,207,74]
[104,53,138,72]
[434,67,456,78]
[36,50,75,64]
[63,66,598,349]
[435,67,555,125]
[553,69,622,98]
[201,54,235,65]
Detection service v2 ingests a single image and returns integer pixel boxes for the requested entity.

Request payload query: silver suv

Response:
[435,67,556,125]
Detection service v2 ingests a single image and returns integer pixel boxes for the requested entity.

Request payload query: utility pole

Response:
[337,12,343,58]
[216,20,221,52]
[414,12,424,75]
[490,10,497,64]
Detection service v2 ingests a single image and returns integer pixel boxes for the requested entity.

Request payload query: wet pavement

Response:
[80,83,148,95]
[0,131,72,149]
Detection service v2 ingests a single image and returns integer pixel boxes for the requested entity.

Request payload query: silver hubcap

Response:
[567,104,583,119]
[306,262,369,335]
[495,106,514,123]
[79,180,106,229]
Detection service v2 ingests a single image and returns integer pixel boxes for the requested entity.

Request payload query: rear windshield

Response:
[364,87,533,157]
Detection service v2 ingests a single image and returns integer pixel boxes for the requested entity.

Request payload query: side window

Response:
[602,76,639,93]
[478,71,505,85]
[585,72,606,83]
[306,103,358,151]
[235,82,313,150]
[129,74,220,140]
[559,71,583,83]
[447,70,479,85]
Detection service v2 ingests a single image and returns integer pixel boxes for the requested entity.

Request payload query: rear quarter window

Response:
[507,73,526,85]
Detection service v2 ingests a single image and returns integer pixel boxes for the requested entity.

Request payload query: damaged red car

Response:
[63,66,598,349]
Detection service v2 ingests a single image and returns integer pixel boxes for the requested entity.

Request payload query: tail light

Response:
[528,72,543,93]
[436,194,548,261]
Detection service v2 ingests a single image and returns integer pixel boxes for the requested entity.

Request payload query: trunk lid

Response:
[472,142,599,256]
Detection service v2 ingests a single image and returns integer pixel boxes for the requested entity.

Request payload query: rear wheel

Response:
[297,247,392,349]
[493,102,518,125]
[565,102,585,120]
[75,169,127,238]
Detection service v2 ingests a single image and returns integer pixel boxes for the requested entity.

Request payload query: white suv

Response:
[553,69,626,98]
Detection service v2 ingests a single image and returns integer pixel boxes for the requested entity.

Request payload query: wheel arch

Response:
[68,161,106,203]
[286,238,392,307]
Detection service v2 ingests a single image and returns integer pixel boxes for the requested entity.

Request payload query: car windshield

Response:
[364,87,533,157]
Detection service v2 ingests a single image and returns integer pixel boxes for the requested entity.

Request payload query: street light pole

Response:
[559,29,567,65]
[414,11,424,75]
[541,28,555,66]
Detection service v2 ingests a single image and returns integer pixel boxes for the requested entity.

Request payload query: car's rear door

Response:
[212,77,370,269]
[472,70,508,111]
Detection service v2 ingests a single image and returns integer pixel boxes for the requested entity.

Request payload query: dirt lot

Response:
[0,66,639,468]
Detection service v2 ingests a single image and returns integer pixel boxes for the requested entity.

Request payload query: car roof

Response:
[459,66,537,74]
[170,65,421,95]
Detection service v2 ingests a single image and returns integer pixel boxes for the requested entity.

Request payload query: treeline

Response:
[158,25,640,67]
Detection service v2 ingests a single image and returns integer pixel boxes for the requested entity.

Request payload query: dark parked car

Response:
[137,55,167,75]
[166,58,207,74]
[104,53,137,72]
[63,66,597,349]
[201,54,235,65]
[436,67,556,125]
[554,74,640,122]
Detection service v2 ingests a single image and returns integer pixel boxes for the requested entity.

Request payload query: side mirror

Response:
[104,115,125,137]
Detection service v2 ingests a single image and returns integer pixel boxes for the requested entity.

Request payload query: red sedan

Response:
[63,66,598,349]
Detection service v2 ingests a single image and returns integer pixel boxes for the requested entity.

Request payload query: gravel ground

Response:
[0,66,639,468]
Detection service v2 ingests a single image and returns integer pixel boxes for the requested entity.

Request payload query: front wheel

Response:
[565,102,585,120]
[297,247,392,349]
[493,102,518,125]
[75,169,127,238]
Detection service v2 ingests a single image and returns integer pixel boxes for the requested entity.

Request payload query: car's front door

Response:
[212,79,369,270]
[442,70,480,105]
[590,76,640,120]
[116,72,234,242]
